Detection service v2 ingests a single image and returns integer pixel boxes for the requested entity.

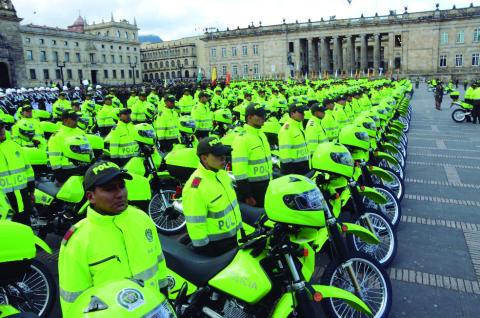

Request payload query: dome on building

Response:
[72,16,85,26]
[68,15,85,32]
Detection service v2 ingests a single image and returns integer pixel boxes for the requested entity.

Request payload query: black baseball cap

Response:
[119,108,132,115]
[198,91,208,98]
[322,98,333,106]
[288,103,305,114]
[62,109,79,120]
[197,137,230,156]
[165,95,176,103]
[22,105,33,112]
[245,102,266,118]
[84,161,132,191]
[311,104,326,113]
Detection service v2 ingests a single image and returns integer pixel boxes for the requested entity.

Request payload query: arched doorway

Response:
[0,63,11,88]
[184,70,190,78]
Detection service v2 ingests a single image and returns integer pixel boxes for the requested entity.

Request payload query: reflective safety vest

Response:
[127,96,139,109]
[147,93,160,106]
[178,95,195,114]
[80,100,99,115]
[278,117,309,165]
[154,107,180,141]
[231,124,272,183]
[321,109,339,141]
[182,164,243,247]
[96,105,118,128]
[58,206,168,316]
[111,95,123,108]
[131,100,154,123]
[52,99,72,120]
[0,140,34,196]
[47,125,86,170]
[473,87,480,100]
[191,101,213,132]
[305,116,328,155]
[105,121,139,159]
[333,103,350,126]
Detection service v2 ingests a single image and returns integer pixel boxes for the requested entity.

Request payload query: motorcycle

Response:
[450,100,473,123]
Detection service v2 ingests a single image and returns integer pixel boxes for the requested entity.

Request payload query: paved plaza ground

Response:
[39,83,480,317]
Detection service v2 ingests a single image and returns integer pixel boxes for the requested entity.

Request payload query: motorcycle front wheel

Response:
[7,260,56,318]
[451,109,467,123]
[363,185,402,228]
[320,252,392,318]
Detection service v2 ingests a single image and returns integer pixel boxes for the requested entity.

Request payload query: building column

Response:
[360,34,368,73]
[373,33,381,74]
[333,36,343,74]
[308,38,315,76]
[295,38,302,74]
[388,32,395,72]
[346,35,356,75]
[320,36,330,74]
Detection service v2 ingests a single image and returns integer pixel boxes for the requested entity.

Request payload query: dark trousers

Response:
[237,180,269,207]
[194,130,210,140]
[472,100,480,123]
[159,139,177,153]
[281,160,310,176]
[7,189,33,226]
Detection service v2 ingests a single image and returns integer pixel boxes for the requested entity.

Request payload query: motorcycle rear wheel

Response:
[148,190,186,235]
[451,109,467,123]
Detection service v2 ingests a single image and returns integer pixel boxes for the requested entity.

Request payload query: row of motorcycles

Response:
[1,88,412,317]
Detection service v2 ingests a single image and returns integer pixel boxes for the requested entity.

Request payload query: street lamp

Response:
[129,62,137,85]
[56,61,66,87]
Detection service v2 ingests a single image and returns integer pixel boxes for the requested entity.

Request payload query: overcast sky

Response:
[11,0,480,41]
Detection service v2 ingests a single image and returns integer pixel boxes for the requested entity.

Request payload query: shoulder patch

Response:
[61,225,77,246]
[191,177,202,188]
[284,124,289,129]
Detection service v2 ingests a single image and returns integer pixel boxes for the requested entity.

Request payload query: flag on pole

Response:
[334,69,338,78]
[226,71,231,85]
[211,67,217,86]
[196,68,203,84]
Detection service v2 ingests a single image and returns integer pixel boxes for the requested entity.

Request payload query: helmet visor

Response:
[20,129,35,139]
[138,129,155,139]
[285,188,325,211]
[330,152,354,166]
[70,144,92,154]
[362,121,376,130]
[355,131,370,142]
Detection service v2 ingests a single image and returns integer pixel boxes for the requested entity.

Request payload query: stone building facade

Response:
[140,36,205,82]
[0,0,142,88]
[198,4,480,81]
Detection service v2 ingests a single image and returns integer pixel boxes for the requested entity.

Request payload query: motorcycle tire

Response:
[347,210,398,267]
[451,109,467,123]
[372,168,405,202]
[148,190,186,235]
[363,185,402,228]
[9,260,56,318]
[320,251,392,318]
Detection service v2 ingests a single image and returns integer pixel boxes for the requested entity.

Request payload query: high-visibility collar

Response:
[87,206,124,225]
[244,123,261,135]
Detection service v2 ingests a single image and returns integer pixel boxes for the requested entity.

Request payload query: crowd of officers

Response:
[0,78,412,316]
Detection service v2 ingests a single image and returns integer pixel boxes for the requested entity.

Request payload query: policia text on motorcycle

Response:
[58,161,168,316]
[182,137,244,256]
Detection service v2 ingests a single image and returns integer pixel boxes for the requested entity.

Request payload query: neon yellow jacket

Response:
[58,205,168,315]
[191,101,213,132]
[154,107,180,141]
[278,117,309,164]
[105,121,139,159]
[305,116,328,155]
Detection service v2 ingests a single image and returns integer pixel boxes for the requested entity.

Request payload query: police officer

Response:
[0,118,35,225]
[183,137,243,256]
[105,108,139,167]
[305,103,328,156]
[470,81,480,124]
[278,103,310,175]
[52,92,72,121]
[321,98,340,141]
[58,161,168,315]
[191,91,212,140]
[47,109,87,183]
[231,103,272,207]
[178,88,194,115]
[154,94,180,153]
[127,90,138,109]
[96,95,119,137]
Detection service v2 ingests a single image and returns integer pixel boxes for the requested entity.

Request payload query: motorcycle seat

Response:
[239,203,265,227]
[37,181,60,197]
[159,234,237,286]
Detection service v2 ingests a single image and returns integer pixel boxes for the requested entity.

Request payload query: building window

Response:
[90,53,96,64]
[253,64,259,74]
[39,38,44,45]
[394,35,402,47]
[253,44,259,56]
[76,53,81,63]
[125,32,129,39]
[439,55,447,67]
[52,39,56,45]
[144,63,148,69]
[456,31,465,44]
[134,56,138,63]
[455,54,463,67]
[474,28,480,42]
[64,52,70,63]
[101,44,105,49]
[25,37,31,44]
[232,47,237,57]
[440,32,448,45]
[129,70,133,78]
[472,53,479,66]
[104,70,109,78]
[243,64,249,75]
[136,70,140,79]
[112,70,117,79]
[184,59,188,66]
[111,45,114,49]
[121,70,125,78]
[53,51,59,63]
[116,30,121,38]
[29,69,36,80]
[66,69,73,80]
[78,69,83,80]
[211,48,216,57]
[127,47,130,51]
[119,55,123,63]
[26,50,33,61]
[111,55,115,64]
[154,62,158,68]
[166,61,169,68]
[75,42,79,47]
[55,69,61,80]
[232,64,238,76]
[43,69,49,80]
[171,60,175,67]
[222,65,227,76]
[149,62,153,69]
[127,56,131,63]
[102,54,107,63]
[64,41,68,46]
[242,45,248,56]
[39,51,47,62]
[221,47,227,57]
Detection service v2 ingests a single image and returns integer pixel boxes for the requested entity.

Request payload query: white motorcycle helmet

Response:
[87,87,93,91]
[95,85,102,89]
[74,86,80,91]
[62,86,68,91]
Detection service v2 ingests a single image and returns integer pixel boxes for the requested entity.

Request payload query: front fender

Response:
[271,285,372,318]
[340,222,380,244]
[368,165,394,182]
[384,133,400,144]
[357,185,388,204]
[380,142,400,155]
[34,235,52,254]
[374,151,398,165]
